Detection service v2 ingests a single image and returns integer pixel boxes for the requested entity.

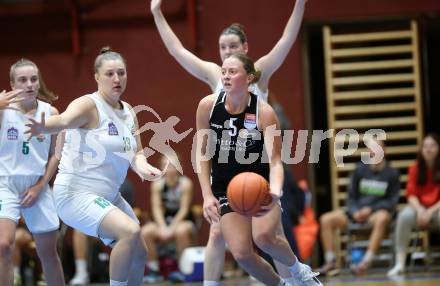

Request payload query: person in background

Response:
[269,95,303,258]
[12,225,33,286]
[141,155,194,283]
[317,139,400,275]
[388,133,440,276]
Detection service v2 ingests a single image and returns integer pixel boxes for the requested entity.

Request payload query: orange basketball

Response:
[227,172,272,216]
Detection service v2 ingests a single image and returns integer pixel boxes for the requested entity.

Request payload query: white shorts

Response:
[53,184,139,245]
[0,176,59,234]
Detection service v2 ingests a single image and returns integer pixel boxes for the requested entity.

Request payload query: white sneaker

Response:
[69,273,89,285]
[290,262,323,286]
[387,264,405,277]
[249,275,258,281]
[13,274,22,286]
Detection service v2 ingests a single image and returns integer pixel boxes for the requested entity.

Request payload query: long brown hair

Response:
[9,58,58,104]
[417,133,440,186]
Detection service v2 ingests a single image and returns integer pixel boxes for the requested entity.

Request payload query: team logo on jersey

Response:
[244,113,257,130]
[36,134,46,142]
[7,127,18,140]
[108,122,119,136]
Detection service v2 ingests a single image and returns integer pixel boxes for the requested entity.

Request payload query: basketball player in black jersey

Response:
[195,53,322,286]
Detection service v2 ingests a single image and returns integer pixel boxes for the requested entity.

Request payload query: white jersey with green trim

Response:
[55,92,137,192]
[0,100,52,176]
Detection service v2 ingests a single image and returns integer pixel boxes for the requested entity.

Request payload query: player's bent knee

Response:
[253,232,274,252]
[141,223,156,238]
[121,223,142,242]
[375,211,391,225]
[176,223,192,236]
[15,228,29,242]
[320,213,333,226]
[209,227,223,241]
[230,246,254,263]
[0,238,14,258]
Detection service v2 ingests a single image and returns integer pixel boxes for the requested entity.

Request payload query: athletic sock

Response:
[13,266,20,277]
[289,258,300,274]
[109,279,128,286]
[75,259,88,276]
[203,280,220,286]
[362,250,374,263]
[147,260,160,272]
[325,251,336,263]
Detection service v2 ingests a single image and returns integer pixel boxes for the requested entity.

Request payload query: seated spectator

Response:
[281,165,305,257]
[12,224,51,286]
[317,139,400,275]
[388,133,440,276]
[68,178,135,285]
[141,155,194,283]
[294,180,319,263]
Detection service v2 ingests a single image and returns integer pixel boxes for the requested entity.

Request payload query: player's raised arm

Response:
[255,0,307,91]
[150,0,220,90]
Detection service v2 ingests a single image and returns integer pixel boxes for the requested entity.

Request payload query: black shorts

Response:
[216,195,234,216]
[214,190,283,217]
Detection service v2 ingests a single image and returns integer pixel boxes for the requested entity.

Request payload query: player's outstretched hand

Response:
[25,111,46,140]
[0,89,24,109]
[137,160,163,181]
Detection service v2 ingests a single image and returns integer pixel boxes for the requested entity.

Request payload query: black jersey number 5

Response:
[229,118,237,137]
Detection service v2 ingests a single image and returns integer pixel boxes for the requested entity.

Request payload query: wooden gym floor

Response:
[86,271,440,285]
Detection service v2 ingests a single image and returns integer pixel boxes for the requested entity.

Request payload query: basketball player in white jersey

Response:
[26,47,161,286]
[150,0,308,284]
[0,59,65,286]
